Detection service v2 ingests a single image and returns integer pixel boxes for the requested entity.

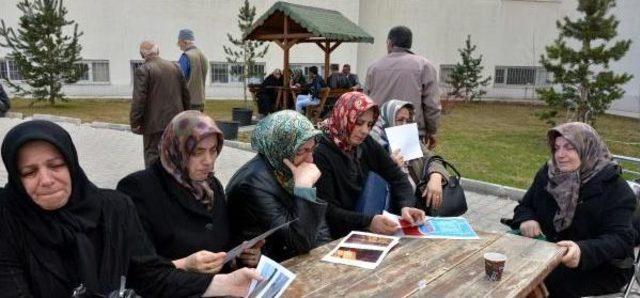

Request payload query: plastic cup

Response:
[484,252,507,281]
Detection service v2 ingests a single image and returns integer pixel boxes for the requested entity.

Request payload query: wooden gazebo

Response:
[244,1,374,90]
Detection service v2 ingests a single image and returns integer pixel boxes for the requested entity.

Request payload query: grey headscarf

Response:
[370,99,414,148]
[545,122,616,232]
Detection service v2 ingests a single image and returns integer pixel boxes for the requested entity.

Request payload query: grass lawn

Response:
[8,98,640,189]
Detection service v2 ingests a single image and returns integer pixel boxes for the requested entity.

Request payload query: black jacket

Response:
[0,83,10,114]
[511,163,636,295]
[116,161,231,262]
[226,155,330,262]
[313,134,416,239]
[0,190,211,298]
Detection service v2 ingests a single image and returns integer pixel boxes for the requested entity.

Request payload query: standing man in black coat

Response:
[0,83,10,117]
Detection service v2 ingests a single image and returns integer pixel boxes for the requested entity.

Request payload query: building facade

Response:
[1,0,638,117]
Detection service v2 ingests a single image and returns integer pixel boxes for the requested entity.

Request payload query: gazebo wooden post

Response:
[283,15,290,89]
[324,40,330,80]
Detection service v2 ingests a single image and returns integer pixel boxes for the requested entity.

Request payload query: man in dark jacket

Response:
[131,40,190,167]
[0,83,10,117]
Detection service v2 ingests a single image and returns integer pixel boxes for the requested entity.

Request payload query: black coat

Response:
[0,190,211,298]
[226,155,330,262]
[511,163,636,296]
[0,83,10,114]
[116,161,231,262]
[313,134,416,239]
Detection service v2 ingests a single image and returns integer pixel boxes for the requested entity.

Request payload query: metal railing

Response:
[613,154,640,180]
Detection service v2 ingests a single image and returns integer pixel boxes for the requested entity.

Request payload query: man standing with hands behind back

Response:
[365,26,441,149]
[178,29,209,112]
[131,40,190,167]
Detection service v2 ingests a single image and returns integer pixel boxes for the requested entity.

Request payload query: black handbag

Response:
[415,155,468,217]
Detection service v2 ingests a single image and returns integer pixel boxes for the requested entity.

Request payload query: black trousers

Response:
[545,263,632,297]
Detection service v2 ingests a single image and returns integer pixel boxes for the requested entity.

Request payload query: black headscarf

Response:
[1,120,104,293]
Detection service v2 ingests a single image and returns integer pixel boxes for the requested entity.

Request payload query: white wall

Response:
[1,0,639,117]
[0,0,360,99]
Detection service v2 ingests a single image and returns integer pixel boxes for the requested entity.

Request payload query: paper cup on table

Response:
[484,252,507,281]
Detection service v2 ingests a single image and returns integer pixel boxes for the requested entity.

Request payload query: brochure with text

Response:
[383,211,479,239]
[247,256,296,298]
[321,231,399,269]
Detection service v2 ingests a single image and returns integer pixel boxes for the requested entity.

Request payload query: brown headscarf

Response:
[159,110,224,211]
[545,122,616,232]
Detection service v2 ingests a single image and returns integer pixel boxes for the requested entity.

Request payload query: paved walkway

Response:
[0,117,517,233]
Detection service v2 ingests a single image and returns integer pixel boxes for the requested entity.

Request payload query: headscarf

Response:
[321,91,380,152]
[1,120,104,292]
[545,122,616,232]
[370,99,414,147]
[251,110,321,194]
[159,110,223,211]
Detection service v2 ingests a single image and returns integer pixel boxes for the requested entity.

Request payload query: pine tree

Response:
[447,35,491,102]
[223,0,269,105]
[0,0,83,105]
[537,0,632,126]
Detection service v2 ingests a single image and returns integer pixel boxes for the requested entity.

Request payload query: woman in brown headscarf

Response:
[510,122,636,297]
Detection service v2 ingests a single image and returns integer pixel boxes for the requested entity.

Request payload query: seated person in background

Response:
[290,68,306,89]
[226,110,330,262]
[0,120,260,297]
[314,92,425,239]
[327,64,350,89]
[295,66,326,114]
[509,122,636,297]
[257,69,283,117]
[117,111,262,275]
[341,64,360,90]
[370,99,449,213]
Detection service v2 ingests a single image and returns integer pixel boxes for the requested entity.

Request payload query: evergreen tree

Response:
[0,0,83,105]
[223,0,269,105]
[537,0,632,126]
[447,35,491,102]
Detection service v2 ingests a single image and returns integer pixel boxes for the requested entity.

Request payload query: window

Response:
[75,60,109,83]
[439,64,456,85]
[210,62,266,84]
[494,66,551,87]
[0,59,24,81]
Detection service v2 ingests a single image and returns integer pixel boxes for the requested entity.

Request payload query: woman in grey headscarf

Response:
[370,99,449,213]
[510,122,637,297]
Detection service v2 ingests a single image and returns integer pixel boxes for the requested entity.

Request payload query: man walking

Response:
[177,29,208,111]
[365,26,441,149]
[131,40,190,167]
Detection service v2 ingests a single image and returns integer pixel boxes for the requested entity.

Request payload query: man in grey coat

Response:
[131,40,190,167]
[177,29,208,111]
[365,26,441,149]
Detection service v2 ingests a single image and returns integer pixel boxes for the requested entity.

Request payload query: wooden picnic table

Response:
[281,231,564,298]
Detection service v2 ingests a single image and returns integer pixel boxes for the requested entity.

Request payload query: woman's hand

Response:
[391,149,405,168]
[283,159,321,188]
[422,173,443,209]
[401,207,426,225]
[519,220,542,238]
[369,214,400,235]
[173,250,226,274]
[239,240,265,268]
[204,268,264,297]
[557,241,581,268]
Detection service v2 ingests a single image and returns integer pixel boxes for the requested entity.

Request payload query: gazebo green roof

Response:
[244,1,374,43]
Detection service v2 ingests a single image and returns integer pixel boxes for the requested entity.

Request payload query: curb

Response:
[223,139,528,201]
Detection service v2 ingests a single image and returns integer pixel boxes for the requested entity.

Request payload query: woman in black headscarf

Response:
[509,122,636,297]
[0,120,261,298]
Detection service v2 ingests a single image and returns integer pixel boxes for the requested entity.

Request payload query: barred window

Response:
[75,60,109,83]
[439,64,456,85]
[0,58,7,80]
[494,66,550,87]
[210,62,266,84]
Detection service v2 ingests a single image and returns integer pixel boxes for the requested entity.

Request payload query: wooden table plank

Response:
[281,231,504,298]
[420,233,564,298]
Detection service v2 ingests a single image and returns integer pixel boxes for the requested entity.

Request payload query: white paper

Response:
[321,231,399,270]
[384,123,423,161]
[224,218,298,264]
[247,256,296,298]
